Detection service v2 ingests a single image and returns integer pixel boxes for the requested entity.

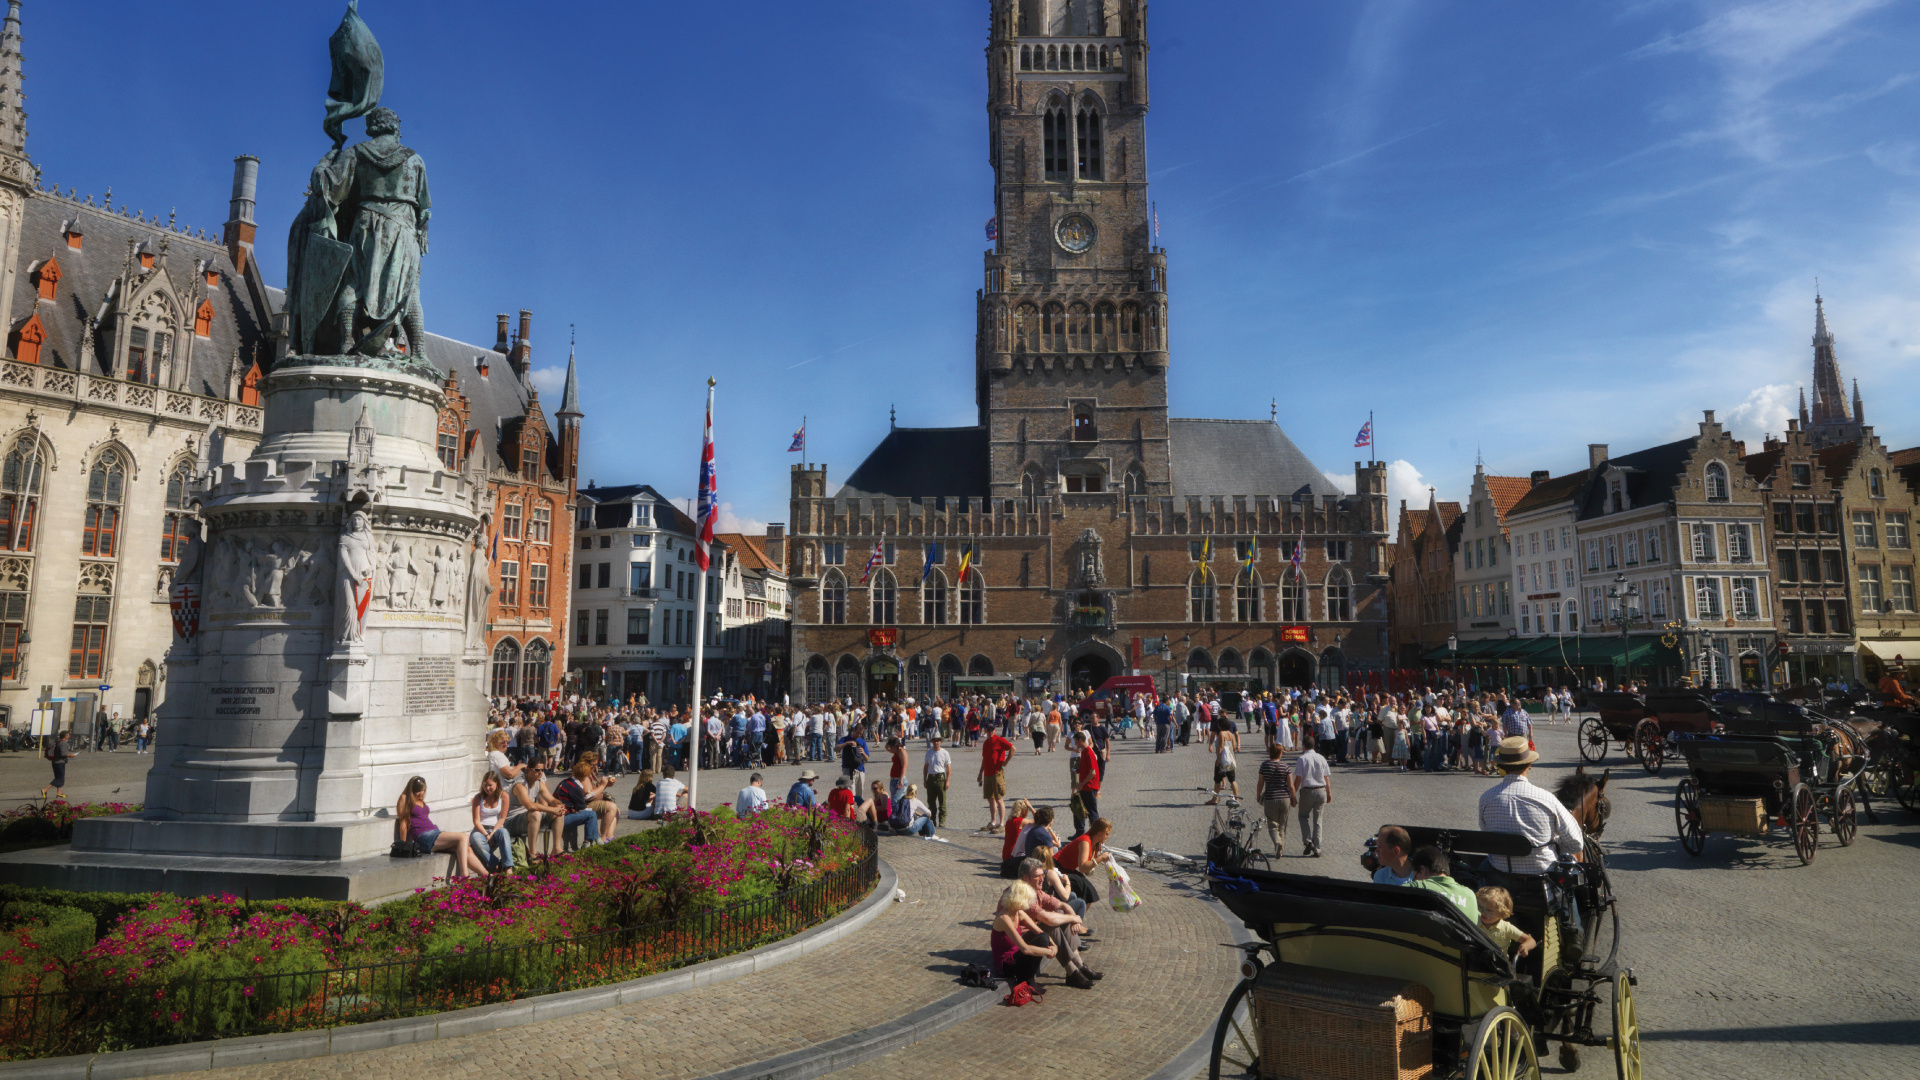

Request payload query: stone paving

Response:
[5,717,1919,1079]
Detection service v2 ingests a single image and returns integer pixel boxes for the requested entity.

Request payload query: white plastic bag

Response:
[1106,858,1142,912]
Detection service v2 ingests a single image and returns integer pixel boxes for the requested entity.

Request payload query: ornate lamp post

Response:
[1605,571,1643,690]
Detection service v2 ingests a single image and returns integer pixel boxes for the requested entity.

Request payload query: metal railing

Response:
[0,831,878,1060]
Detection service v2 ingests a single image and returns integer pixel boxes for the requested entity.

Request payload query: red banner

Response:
[1281,625,1310,644]
[868,628,899,649]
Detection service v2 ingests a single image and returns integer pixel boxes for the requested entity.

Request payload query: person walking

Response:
[978,726,1013,832]
[1072,730,1101,827]
[1254,742,1294,856]
[1290,740,1331,857]
[1203,725,1240,805]
[922,734,952,827]
[41,728,72,800]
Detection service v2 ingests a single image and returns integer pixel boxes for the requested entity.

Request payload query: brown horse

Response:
[1554,766,1612,839]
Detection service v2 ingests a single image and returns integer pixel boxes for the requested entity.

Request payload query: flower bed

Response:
[0,806,874,1059]
[0,801,141,852]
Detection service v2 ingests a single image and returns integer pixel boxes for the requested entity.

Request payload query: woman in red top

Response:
[1000,798,1033,878]
[1054,817,1111,906]
[825,777,857,819]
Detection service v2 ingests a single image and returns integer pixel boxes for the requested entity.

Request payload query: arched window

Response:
[1219,649,1244,674]
[1236,568,1260,621]
[1093,301,1116,351]
[960,570,985,624]
[968,654,995,676]
[1041,302,1065,352]
[491,638,521,698]
[1281,571,1304,621]
[160,460,194,562]
[1704,462,1730,501]
[127,293,176,386]
[521,638,551,696]
[1148,304,1163,350]
[821,570,847,624]
[1190,570,1215,622]
[1124,464,1146,496]
[907,656,932,700]
[1073,45,1084,70]
[1188,649,1215,673]
[82,449,125,557]
[1250,648,1274,689]
[835,655,862,701]
[1119,302,1141,351]
[1326,568,1353,621]
[1014,303,1039,353]
[1043,103,1070,179]
[0,435,46,552]
[938,654,963,699]
[1020,45,1032,70]
[870,568,897,625]
[1870,468,1885,497]
[805,655,830,703]
[1047,45,1059,71]
[1076,105,1103,179]
[1022,466,1046,498]
[1068,302,1091,351]
[923,569,948,624]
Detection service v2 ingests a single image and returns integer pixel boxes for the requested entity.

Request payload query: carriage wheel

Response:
[1578,717,1610,763]
[1208,978,1260,1080]
[1634,720,1665,775]
[1895,762,1920,813]
[1675,777,1706,856]
[1583,836,1622,969]
[1834,788,1858,847]
[1467,1006,1542,1080]
[1861,761,1891,799]
[1611,971,1643,1080]
[1790,783,1819,864]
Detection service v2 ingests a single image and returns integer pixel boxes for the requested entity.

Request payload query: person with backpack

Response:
[838,724,870,792]
[536,713,561,766]
[41,729,72,800]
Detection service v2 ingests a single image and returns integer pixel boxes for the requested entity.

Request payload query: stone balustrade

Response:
[0,360,263,433]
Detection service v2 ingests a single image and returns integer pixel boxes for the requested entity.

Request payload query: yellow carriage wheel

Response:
[1611,971,1643,1080]
[1467,1006,1541,1080]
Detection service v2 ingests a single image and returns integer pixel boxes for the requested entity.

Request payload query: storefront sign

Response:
[868,659,899,677]
[1281,625,1310,643]
[1526,592,1561,602]
[868,628,899,649]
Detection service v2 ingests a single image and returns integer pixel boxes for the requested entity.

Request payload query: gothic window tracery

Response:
[1041,302,1065,352]
[160,459,194,562]
[0,435,45,553]
[870,568,897,625]
[1189,570,1215,622]
[923,569,948,624]
[1068,303,1090,350]
[1014,303,1039,353]
[82,449,125,558]
[1043,103,1070,180]
[127,293,178,387]
[1093,301,1116,350]
[1119,302,1141,351]
[1076,105,1103,179]
[959,570,985,624]
[821,570,847,624]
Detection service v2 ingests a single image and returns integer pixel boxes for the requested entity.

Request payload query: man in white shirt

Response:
[735,772,770,815]
[1479,737,1584,875]
[1290,743,1332,857]
[923,734,953,826]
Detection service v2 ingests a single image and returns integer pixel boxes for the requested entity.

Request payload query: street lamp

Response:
[1605,571,1643,690]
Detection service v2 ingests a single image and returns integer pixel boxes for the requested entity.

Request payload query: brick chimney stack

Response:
[495,314,510,353]
[508,309,532,374]
[1530,470,1550,487]
[223,155,259,275]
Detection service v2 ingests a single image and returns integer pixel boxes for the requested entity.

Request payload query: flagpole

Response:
[689,378,715,811]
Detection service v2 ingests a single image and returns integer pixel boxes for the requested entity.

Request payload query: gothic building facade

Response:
[0,2,579,728]
[785,1,1390,703]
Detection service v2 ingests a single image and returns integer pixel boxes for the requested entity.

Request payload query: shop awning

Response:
[950,675,1016,688]
[1420,639,1507,663]
[1861,640,1920,663]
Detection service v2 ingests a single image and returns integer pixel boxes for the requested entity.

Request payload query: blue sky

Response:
[24,1,1920,527]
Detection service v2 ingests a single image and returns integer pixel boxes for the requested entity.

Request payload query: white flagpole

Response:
[689,378,715,811]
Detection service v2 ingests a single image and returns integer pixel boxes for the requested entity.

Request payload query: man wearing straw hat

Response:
[1478,737,1585,877]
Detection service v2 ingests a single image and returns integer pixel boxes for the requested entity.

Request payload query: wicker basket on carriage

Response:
[1699,795,1767,836]
[1251,962,1434,1080]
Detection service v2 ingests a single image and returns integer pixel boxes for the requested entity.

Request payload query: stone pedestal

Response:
[0,358,490,902]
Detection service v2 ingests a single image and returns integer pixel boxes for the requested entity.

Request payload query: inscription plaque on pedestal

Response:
[404,656,457,714]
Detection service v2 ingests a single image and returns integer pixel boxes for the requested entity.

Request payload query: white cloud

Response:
[715,502,769,535]
[1724,382,1798,443]
[1866,139,1920,177]
[528,366,567,399]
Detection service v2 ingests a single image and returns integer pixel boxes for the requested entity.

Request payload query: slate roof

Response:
[12,192,270,395]
[1439,502,1465,554]
[1507,469,1591,518]
[1168,419,1341,500]
[1741,447,1782,484]
[837,427,991,499]
[577,483,704,539]
[1575,438,1697,520]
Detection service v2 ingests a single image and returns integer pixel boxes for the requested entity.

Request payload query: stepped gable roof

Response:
[837,426,990,499]
[1168,418,1341,500]
[1815,441,1861,482]
[1507,469,1591,518]
[716,532,778,574]
[1574,437,1697,519]
[11,194,269,393]
[1482,476,1532,534]
[1741,447,1782,484]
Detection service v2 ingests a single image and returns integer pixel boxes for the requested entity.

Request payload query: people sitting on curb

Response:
[1018,856,1102,989]
[990,883,1055,994]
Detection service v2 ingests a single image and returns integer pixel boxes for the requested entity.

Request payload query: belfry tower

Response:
[977,0,1170,500]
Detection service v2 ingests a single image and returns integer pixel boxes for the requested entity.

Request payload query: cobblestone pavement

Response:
[9,720,1918,1079]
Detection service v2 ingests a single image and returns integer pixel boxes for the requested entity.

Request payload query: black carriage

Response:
[1672,708,1863,864]
[1578,689,1723,774]
[1206,828,1638,1080]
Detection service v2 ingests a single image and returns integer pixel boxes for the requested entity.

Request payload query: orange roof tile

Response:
[715,532,779,574]
[1483,476,1532,521]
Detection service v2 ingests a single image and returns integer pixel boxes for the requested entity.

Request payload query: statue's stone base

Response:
[0,842,448,903]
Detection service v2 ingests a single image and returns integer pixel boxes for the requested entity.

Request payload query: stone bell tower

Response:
[979,0,1170,501]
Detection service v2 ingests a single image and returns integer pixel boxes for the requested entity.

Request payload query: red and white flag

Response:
[694,390,718,572]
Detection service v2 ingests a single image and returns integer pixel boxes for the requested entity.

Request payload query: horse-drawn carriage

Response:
[1206,823,1637,1080]
[1578,689,1724,774]
[1672,705,1865,864]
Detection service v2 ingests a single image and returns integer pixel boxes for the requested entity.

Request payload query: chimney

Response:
[1530,470,1550,487]
[222,155,259,275]
[494,313,510,354]
[1702,409,1716,426]
[765,523,786,567]
[508,309,532,373]
[1587,444,1608,469]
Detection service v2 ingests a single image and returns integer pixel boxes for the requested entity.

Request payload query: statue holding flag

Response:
[286,1,433,367]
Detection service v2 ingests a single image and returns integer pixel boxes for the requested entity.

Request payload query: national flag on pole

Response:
[1290,538,1305,578]
[957,546,973,584]
[1354,419,1372,449]
[1198,535,1211,581]
[921,542,938,583]
[860,540,884,583]
[787,423,805,453]
[694,390,718,572]
[489,529,498,563]
[985,217,998,241]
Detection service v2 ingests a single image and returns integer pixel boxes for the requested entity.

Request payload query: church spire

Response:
[1808,292,1849,426]
[556,340,582,419]
[0,0,26,164]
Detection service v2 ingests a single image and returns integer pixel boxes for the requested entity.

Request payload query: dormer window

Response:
[1609,479,1624,513]
[136,243,155,271]
[520,438,542,482]
[194,300,214,338]
[30,258,59,301]
[64,228,82,250]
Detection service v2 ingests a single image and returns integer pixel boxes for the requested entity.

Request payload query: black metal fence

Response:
[0,832,879,1060]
